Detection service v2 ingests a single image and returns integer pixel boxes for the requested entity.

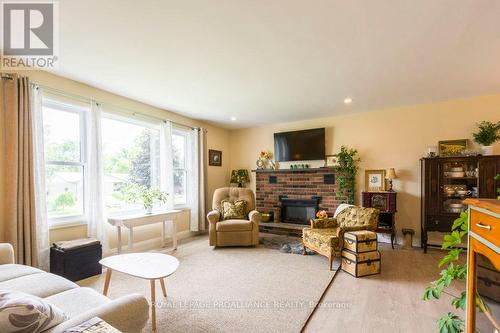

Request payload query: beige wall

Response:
[228,94,500,245]
[0,70,231,247]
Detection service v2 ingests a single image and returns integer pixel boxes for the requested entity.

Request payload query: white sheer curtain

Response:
[189,128,206,232]
[32,85,49,270]
[160,121,175,209]
[86,101,107,250]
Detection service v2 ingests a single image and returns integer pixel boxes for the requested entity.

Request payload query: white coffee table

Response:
[99,253,180,332]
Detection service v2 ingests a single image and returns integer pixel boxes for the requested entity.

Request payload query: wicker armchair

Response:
[302,206,379,270]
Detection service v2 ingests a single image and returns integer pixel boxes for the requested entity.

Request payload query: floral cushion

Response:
[220,199,247,220]
[310,218,337,229]
[302,228,341,256]
[335,206,379,229]
[0,290,67,333]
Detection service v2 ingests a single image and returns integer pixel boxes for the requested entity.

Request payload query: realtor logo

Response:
[1,1,59,69]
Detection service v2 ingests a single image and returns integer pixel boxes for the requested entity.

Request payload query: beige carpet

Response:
[79,235,338,333]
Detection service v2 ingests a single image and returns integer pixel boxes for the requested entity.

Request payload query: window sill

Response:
[49,220,87,230]
[173,206,191,211]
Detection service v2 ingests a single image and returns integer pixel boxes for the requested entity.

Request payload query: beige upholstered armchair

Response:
[302,206,379,269]
[207,187,261,247]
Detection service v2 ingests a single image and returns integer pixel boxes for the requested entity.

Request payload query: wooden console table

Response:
[107,210,181,253]
[464,199,499,332]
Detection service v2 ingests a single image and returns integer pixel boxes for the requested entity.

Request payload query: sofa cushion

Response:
[45,287,110,319]
[0,290,67,333]
[336,206,379,228]
[220,200,247,220]
[0,273,78,298]
[0,264,44,282]
[216,219,252,232]
[303,227,340,256]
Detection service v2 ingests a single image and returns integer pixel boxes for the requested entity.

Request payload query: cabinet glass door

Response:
[440,159,478,215]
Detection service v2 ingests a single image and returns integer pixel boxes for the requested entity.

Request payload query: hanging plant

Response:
[335,146,360,204]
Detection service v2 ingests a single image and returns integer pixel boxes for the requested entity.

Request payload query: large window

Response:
[39,93,197,228]
[42,99,87,223]
[172,127,190,206]
[101,114,161,213]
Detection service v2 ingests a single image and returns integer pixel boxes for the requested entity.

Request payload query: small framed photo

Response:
[209,149,222,166]
[324,155,338,167]
[365,169,386,192]
[438,139,468,157]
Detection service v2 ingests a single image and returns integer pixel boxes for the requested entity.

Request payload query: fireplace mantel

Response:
[252,167,334,173]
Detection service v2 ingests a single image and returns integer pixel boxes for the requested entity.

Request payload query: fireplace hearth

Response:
[281,197,319,225]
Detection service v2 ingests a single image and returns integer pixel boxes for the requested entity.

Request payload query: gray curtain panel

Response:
[1,74,38,266]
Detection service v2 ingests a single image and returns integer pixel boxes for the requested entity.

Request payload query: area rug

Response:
[79,235,339,333]
[259,234,317,255]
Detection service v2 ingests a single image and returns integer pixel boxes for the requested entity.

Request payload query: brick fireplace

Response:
[254,168,345,224]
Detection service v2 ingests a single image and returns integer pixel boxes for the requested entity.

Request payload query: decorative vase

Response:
[481,145,493,156]
[145,206,153,214]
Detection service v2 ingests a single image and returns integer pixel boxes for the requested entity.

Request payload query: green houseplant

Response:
[473,121,500,156]
[423,211,498,332]
[335,146,360,204]
[124,184,168,214]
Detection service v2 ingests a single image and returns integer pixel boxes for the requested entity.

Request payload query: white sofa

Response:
[0,243,149,332]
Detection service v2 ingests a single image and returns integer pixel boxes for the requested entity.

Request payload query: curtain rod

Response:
[31,82,201,131]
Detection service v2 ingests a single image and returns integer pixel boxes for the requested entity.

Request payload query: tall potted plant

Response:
[335,146,360,204]
[473,121,500,156]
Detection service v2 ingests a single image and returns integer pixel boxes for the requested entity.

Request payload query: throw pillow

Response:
[0,290,67,333]
[220,199,247,220]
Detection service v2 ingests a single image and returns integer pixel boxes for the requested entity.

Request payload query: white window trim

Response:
[172,126,190,208]
[43,98,89,227]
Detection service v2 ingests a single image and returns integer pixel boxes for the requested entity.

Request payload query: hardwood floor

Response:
[304,243,465,332]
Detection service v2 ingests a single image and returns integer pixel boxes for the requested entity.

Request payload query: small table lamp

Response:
[230,169,250,187]
[385,168,397,192]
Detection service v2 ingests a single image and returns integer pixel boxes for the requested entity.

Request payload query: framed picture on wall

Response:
[365,169,386,192]
[438,139,468,157]
[209,149,222,166]
[324,154,338,167]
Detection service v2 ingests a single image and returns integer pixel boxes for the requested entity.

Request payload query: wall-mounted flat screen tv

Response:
[274,128,325,162]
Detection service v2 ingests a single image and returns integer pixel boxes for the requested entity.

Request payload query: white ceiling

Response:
[53,0,500,129]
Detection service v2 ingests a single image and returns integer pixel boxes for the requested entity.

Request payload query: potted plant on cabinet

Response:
[123,184,168,214]
[473,121,500,156]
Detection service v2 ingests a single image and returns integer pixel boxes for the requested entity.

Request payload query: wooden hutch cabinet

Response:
[421,155,500,252]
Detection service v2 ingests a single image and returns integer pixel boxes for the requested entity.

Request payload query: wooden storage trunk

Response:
[341,249,381,277]
[50,241,102,282]
[343,230,377,253]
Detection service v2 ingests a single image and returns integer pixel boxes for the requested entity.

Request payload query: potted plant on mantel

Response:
[473,121,500,156]
[124,184,168,214]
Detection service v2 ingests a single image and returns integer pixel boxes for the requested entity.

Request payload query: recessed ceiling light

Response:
[230,116,237,121]
[344,98,352,104]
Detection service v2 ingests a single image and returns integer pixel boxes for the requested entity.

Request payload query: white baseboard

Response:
[103,230,198,257]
